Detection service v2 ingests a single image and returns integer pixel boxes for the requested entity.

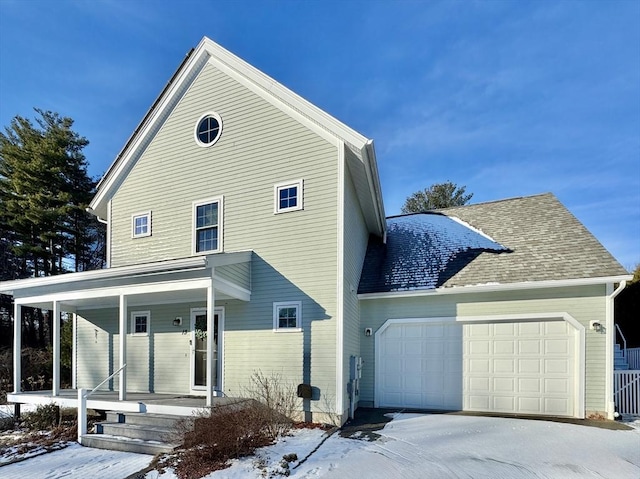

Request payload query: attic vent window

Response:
[195,112,223,147]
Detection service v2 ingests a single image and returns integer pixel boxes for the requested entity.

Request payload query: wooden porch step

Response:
[84,411,189,454]
[96,422,175,442]
[81,434,177,455]
[106,411,189,428]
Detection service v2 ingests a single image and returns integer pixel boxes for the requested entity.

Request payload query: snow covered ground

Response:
[1,413,639,479]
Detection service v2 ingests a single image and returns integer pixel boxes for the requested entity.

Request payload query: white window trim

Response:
[274,179,304,214]
[273,301,302,332]
[192,196,224,255]
[131,211,152,238]
[130,310,150,336]
[194,111,223,147]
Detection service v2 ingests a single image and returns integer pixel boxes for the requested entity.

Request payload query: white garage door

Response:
[377,321,463,409]
[377,319,577,417]
[464,320,576,417]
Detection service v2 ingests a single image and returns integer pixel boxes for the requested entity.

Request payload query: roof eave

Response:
[357,275,634,300]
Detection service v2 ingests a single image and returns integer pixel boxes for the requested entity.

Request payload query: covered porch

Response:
[1,253,252,410]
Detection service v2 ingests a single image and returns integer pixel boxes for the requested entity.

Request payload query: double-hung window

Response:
[193,197,223,254]
[130,311,150,336]
[132,211,151,238]
[273,301,302,331]
[274,179,303,213]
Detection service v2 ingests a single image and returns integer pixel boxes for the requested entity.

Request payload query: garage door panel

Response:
[545,359,569,374]
[518,397,542,412]
[469,358,490,373]
[544,378,570,394]
[494,322,517,335]
[378,322,462,410]
[379,319,575,417]
[518,359,541,373]
[519,378,542,393]
[519,322,542,335]
[493,377,515,392]
[519,339,541,354]
[464,320,575,417]
[494,340,515,354]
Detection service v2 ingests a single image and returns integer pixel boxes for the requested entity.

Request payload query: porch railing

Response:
[615,324,627,359]
[614,370,640,416]
[626,348,640,370]
[77,363,126,444]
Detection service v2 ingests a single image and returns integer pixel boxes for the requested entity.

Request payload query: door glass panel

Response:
[193,313,219,388]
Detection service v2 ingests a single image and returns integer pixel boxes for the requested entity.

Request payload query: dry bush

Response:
[173,400,275,479]
[244,370,297,438]
[22,403,61,430]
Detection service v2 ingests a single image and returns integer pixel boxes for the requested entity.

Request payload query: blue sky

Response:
[0,0,638,270]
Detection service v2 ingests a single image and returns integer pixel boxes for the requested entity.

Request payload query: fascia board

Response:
[0,257,208,294]
[358,275,634,300]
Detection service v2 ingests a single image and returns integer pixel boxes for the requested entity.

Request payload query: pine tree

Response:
[0,109,104,277]
[401,181,473,213]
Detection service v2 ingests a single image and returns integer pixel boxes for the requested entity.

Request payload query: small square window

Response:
[130,311,150,336]
[132,212,151,238]
[274,180,303,213]
[273,302,302,331]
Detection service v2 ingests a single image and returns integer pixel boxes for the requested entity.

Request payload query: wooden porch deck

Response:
[6,389,239,416]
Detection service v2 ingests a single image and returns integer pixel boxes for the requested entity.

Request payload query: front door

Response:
[190,307,224,393]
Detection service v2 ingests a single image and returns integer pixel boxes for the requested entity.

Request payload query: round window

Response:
[194,112,223,147]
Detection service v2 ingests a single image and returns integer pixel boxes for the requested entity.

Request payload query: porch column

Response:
[52,301,60,396]
[206,279,215,407]
[119,294,127,401]
[13,303,21,393]
[72,313,77,389]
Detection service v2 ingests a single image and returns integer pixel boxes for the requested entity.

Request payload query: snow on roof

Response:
[358,213,510,293]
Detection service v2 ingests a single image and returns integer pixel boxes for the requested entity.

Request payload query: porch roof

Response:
[0,252,252,309]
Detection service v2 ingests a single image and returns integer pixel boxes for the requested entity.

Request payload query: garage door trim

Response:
[374,313,585,418]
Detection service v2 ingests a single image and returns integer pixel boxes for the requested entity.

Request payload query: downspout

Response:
[606,280,627,419]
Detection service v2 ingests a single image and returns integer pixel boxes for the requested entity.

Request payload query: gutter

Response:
[605,280,628,419]
[363,140,386,238]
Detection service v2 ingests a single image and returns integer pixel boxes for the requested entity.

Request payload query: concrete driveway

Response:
[294,412,640,478]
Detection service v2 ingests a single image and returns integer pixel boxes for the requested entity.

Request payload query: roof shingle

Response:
[359,193,628,294]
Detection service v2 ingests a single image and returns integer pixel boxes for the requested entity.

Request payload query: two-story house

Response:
[2,37,630,428]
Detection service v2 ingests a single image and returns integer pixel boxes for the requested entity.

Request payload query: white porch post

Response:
[52,301,60,396]
[72,313,77,389]
[206,278,215,407]
[13,303,21,393]
[119,294,127,401]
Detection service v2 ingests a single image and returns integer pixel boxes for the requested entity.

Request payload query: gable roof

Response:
[88,37,385,235]
[359,193,629,294]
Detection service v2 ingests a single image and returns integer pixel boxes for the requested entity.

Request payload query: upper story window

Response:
[132,211,151,238]
[273,301,302,331]
[193,197,223,254]
[194,112,223,147]
[131,311,150,336]
[274,179,303,214]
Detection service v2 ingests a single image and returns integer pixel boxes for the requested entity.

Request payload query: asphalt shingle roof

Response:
[359,193,628,294]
